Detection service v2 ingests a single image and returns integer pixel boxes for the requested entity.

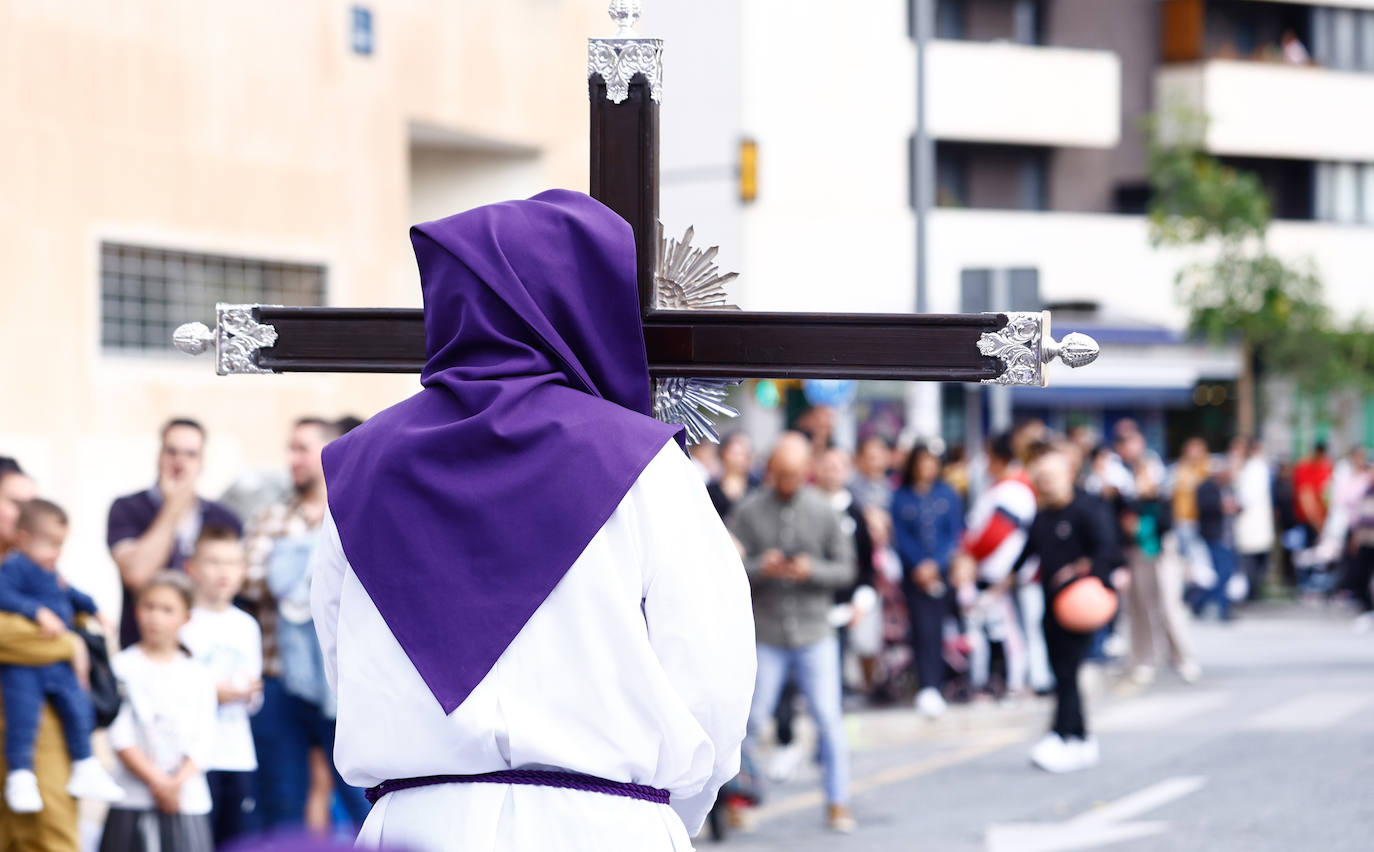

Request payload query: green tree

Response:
[1145,108,1332,437]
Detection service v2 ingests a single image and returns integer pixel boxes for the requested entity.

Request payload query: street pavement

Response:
[714,603,1374,851]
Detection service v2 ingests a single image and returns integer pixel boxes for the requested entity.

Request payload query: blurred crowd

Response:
[690,411,1374,838]
[0,416,365,852]
[2,409,1373,849]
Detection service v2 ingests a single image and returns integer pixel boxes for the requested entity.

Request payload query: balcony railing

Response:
[926,40,1121,149]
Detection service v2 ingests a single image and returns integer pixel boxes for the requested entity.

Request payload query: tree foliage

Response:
[1145,107,1370,393]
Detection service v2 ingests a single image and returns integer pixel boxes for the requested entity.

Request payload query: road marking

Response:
[752,729,1024,825]
[1244,691,1371,731]
[985,776,1206,852]
[1094,691,1230,732]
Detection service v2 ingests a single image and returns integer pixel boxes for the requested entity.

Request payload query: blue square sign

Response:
[351,6,374,56]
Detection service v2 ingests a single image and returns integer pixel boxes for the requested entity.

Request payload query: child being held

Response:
[0,499,124,813]
[179,525,263,847]
[100,572,218,852]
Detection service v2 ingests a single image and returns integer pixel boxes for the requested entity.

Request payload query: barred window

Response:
[99,243,326,353]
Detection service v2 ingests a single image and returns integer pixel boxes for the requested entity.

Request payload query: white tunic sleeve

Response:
[310,508,347,694]
[632,443,757,836]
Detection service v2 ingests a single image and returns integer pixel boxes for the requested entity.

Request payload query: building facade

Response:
[652,0,1374,458]
[0,0,609,609]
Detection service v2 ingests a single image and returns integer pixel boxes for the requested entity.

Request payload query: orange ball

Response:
[1052,576,1118,634]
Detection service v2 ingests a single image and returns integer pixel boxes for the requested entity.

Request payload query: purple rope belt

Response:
[364,769,671,806]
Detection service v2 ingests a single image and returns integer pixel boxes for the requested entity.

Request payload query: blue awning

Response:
[1011,386,1198,409]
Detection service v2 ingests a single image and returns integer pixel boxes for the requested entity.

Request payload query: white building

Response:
[648,0,1374,457]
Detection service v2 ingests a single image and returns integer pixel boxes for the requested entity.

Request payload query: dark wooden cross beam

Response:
[173,3,1099,440]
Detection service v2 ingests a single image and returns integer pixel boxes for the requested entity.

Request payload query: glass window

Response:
[935,0,965,40]
[98,243,326,354]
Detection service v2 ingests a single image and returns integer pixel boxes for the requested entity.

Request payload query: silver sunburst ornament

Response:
[651,223,741,444]
[654,224,739,311]
[654,378,740,446]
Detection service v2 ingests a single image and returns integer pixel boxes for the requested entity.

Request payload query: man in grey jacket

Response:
[727,432,856,833]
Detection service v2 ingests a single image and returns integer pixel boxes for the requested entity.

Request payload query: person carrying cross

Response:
[308,190,756,851]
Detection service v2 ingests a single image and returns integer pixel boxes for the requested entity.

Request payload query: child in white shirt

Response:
[180,525,262,846]
[98,572,217,852]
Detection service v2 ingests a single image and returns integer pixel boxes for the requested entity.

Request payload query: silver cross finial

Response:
[608,0,641,37]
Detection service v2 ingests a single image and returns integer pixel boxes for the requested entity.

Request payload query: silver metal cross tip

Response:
[608,0,641,37]
[1044,331,1100,369]
[172,322,214,356]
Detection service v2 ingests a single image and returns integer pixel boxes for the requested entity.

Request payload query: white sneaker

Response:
[5,770,42,814]
[1176,660,1203,684]
[1129,665,1157,686]
[766,741,806,783]
[1029,733,1075,773]
[66,757,124,802]
[1070,736,1100,769]
[915,687,947,719]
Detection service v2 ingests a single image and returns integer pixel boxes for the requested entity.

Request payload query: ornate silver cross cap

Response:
[172,304,280,375]
[588,1,663,103]
[608,0,641,37]
[978,311,1100,387]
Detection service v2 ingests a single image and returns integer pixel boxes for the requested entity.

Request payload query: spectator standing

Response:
[181,527,263,846]
[0,501,124,813]
[1019,451,1119,774]
[1347,480,1374,633]
[850,436,894,512]
[707,433,758,520]
[728,433,856,833]
[107,419,243,648]
[0,459,82,852]
[891,445,963,718]
[814,449,878,691]
[0,460,37,558]
[1292,442,1333,550]
[99,573,218,852]
[1119,446,1199,685]
[1194,461,1240,621]
[1170,437,1213,589]
[241,418,369,832]
[956,433,1037,698]
[1234,439,1276,602]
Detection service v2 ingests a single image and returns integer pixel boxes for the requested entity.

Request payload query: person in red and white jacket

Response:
[953,433,1041,697]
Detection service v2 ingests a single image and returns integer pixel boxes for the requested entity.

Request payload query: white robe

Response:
[310,439,757,852]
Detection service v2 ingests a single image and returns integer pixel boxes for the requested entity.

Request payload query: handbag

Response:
[79,627,123,729]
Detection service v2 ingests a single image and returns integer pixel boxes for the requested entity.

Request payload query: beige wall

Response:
[0,0,608,613]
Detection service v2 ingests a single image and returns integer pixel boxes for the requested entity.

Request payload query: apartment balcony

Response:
[925,40,1121,149]
[924,209,1374,328]
[1157,60,1374,161]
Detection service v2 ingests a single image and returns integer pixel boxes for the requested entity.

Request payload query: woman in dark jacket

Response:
[891,445,963,718]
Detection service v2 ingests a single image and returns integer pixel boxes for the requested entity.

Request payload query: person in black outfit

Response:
[1015,450,1119,773]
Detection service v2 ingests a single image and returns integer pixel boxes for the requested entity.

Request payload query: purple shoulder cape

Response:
[322,190,681,713]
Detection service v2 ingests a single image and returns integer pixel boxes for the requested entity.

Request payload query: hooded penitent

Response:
[321,190,681,713]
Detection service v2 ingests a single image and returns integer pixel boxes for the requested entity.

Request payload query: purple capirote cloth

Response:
[322,190,681,713]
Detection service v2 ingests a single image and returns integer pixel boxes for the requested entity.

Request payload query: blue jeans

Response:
[1,663,92,770]
[1196,540,1236,621]
[251,676,370,832]
[745,637,850,806]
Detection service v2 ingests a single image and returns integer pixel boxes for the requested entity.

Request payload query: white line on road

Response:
[1243,691,1371,731]
[985,776,1206,852]
[752,729,1025,826]
[1094,691,1231,732]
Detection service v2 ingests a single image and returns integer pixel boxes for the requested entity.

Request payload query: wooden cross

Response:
[173,2,1099,443]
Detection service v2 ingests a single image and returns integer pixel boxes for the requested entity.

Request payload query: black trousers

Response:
[1350,546,1374,613]
[1044,615,1092,739]
[904,584,949,692]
